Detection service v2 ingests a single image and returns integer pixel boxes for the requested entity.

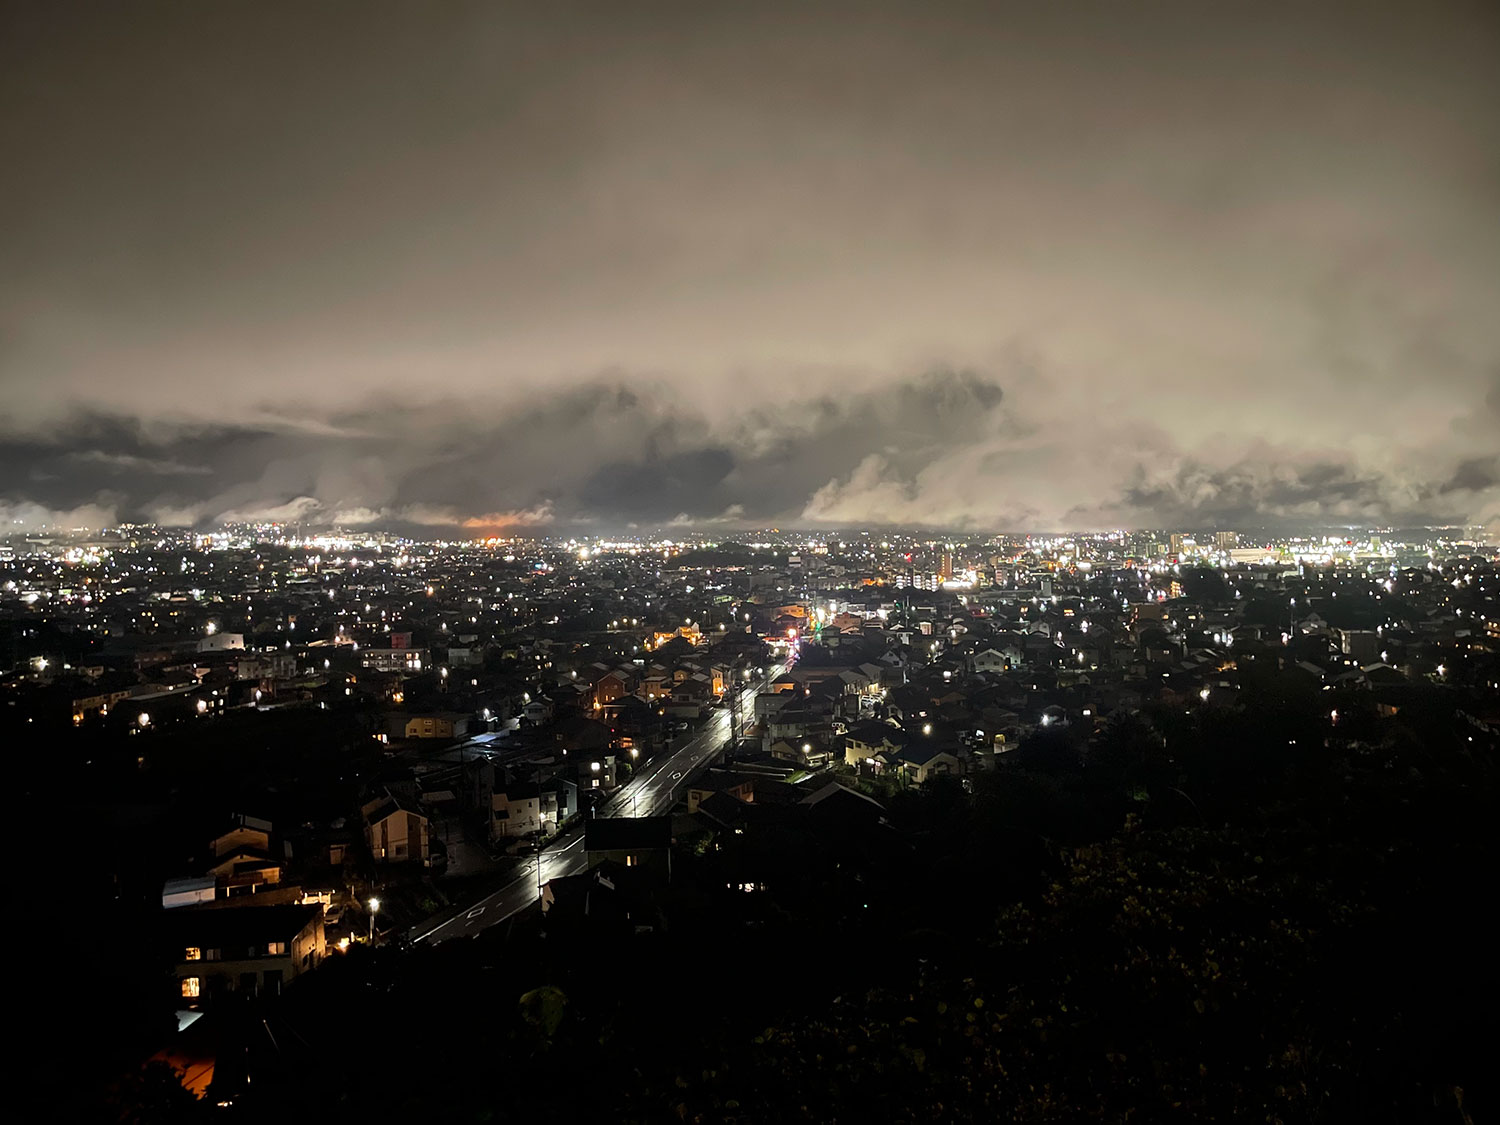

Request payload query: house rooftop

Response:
[694,790,751,830]
[689,769,759,792]
[846,721,908,745]
[362,790,425,825]
[896,742,956,767]
[585,815,672,852]
[799,781,885,813]
[163,903,321,947]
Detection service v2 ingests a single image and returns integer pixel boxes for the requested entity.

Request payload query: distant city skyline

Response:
[3,2,1497,535]
[6,519,1490,551]
[1,508,1496,540]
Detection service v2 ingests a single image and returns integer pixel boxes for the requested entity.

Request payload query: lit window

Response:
[184,946,201,961]
[267,941,287,956]
[181,977,201,998]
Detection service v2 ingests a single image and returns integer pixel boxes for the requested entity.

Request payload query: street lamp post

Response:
[368,896,380,945]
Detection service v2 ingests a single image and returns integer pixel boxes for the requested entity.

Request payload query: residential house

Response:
[798,781,888,830]
[666,673,714,717]
[209,814,274,859]
[362,791,430,864]
[491,780,542,842]
[579,751,617,792]
[599,693,660,757]
[691,790,753,834]
[206,847,283,897]
[522,695,554,725]
[361,647,427,674]
[754,688,795,721]
[639,666,672,703]
[588,664,636,708]
[765,704,823,748]
[769,736,833,769]
[541,776,580,831]
[204,813,284,896]
[893,742,965,784]
[584,816,673,881]
[389,712,469,740]
[169,904,325,1006]
[971,647,1013,674]
[686,770,756,813]
[549,714,613,755]
[842,721,910,769]
[542,863,664,937]
[70,683,136,726]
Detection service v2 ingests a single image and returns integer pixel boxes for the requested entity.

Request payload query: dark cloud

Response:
[584,448,736,522]
[1113,459,1387,527]
[0,370,1011,529]
[2,366,1491,535]
[1,2,1497,532]
[1442,457,1499,496]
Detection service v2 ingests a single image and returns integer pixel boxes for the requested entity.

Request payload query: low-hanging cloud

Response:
[0,360,1495,534]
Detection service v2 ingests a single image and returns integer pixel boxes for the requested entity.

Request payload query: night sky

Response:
[2,1,1497,534]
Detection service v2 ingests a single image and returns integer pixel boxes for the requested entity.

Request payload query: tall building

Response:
[1215,531,1238,550]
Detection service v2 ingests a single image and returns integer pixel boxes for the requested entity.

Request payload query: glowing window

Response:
[184,946,201,961]
[181,977,201,998]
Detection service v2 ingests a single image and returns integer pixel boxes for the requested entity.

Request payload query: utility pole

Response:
[727,663,743,759]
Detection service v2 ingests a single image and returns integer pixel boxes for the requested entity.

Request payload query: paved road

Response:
[408,662,786,944]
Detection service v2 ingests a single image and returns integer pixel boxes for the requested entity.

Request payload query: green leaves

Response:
[518,984,567,1039]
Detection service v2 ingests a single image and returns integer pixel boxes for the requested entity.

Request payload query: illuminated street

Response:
[409,663,785,944]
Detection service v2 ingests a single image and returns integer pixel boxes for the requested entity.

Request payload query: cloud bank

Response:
[1,366,1495,535]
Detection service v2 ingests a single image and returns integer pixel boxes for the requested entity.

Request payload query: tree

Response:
[1088,712,1166,792]
[1011,726,1082,774]
[104,1061,204,1124]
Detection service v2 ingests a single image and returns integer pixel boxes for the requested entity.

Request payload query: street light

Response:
[368,897,380,944]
